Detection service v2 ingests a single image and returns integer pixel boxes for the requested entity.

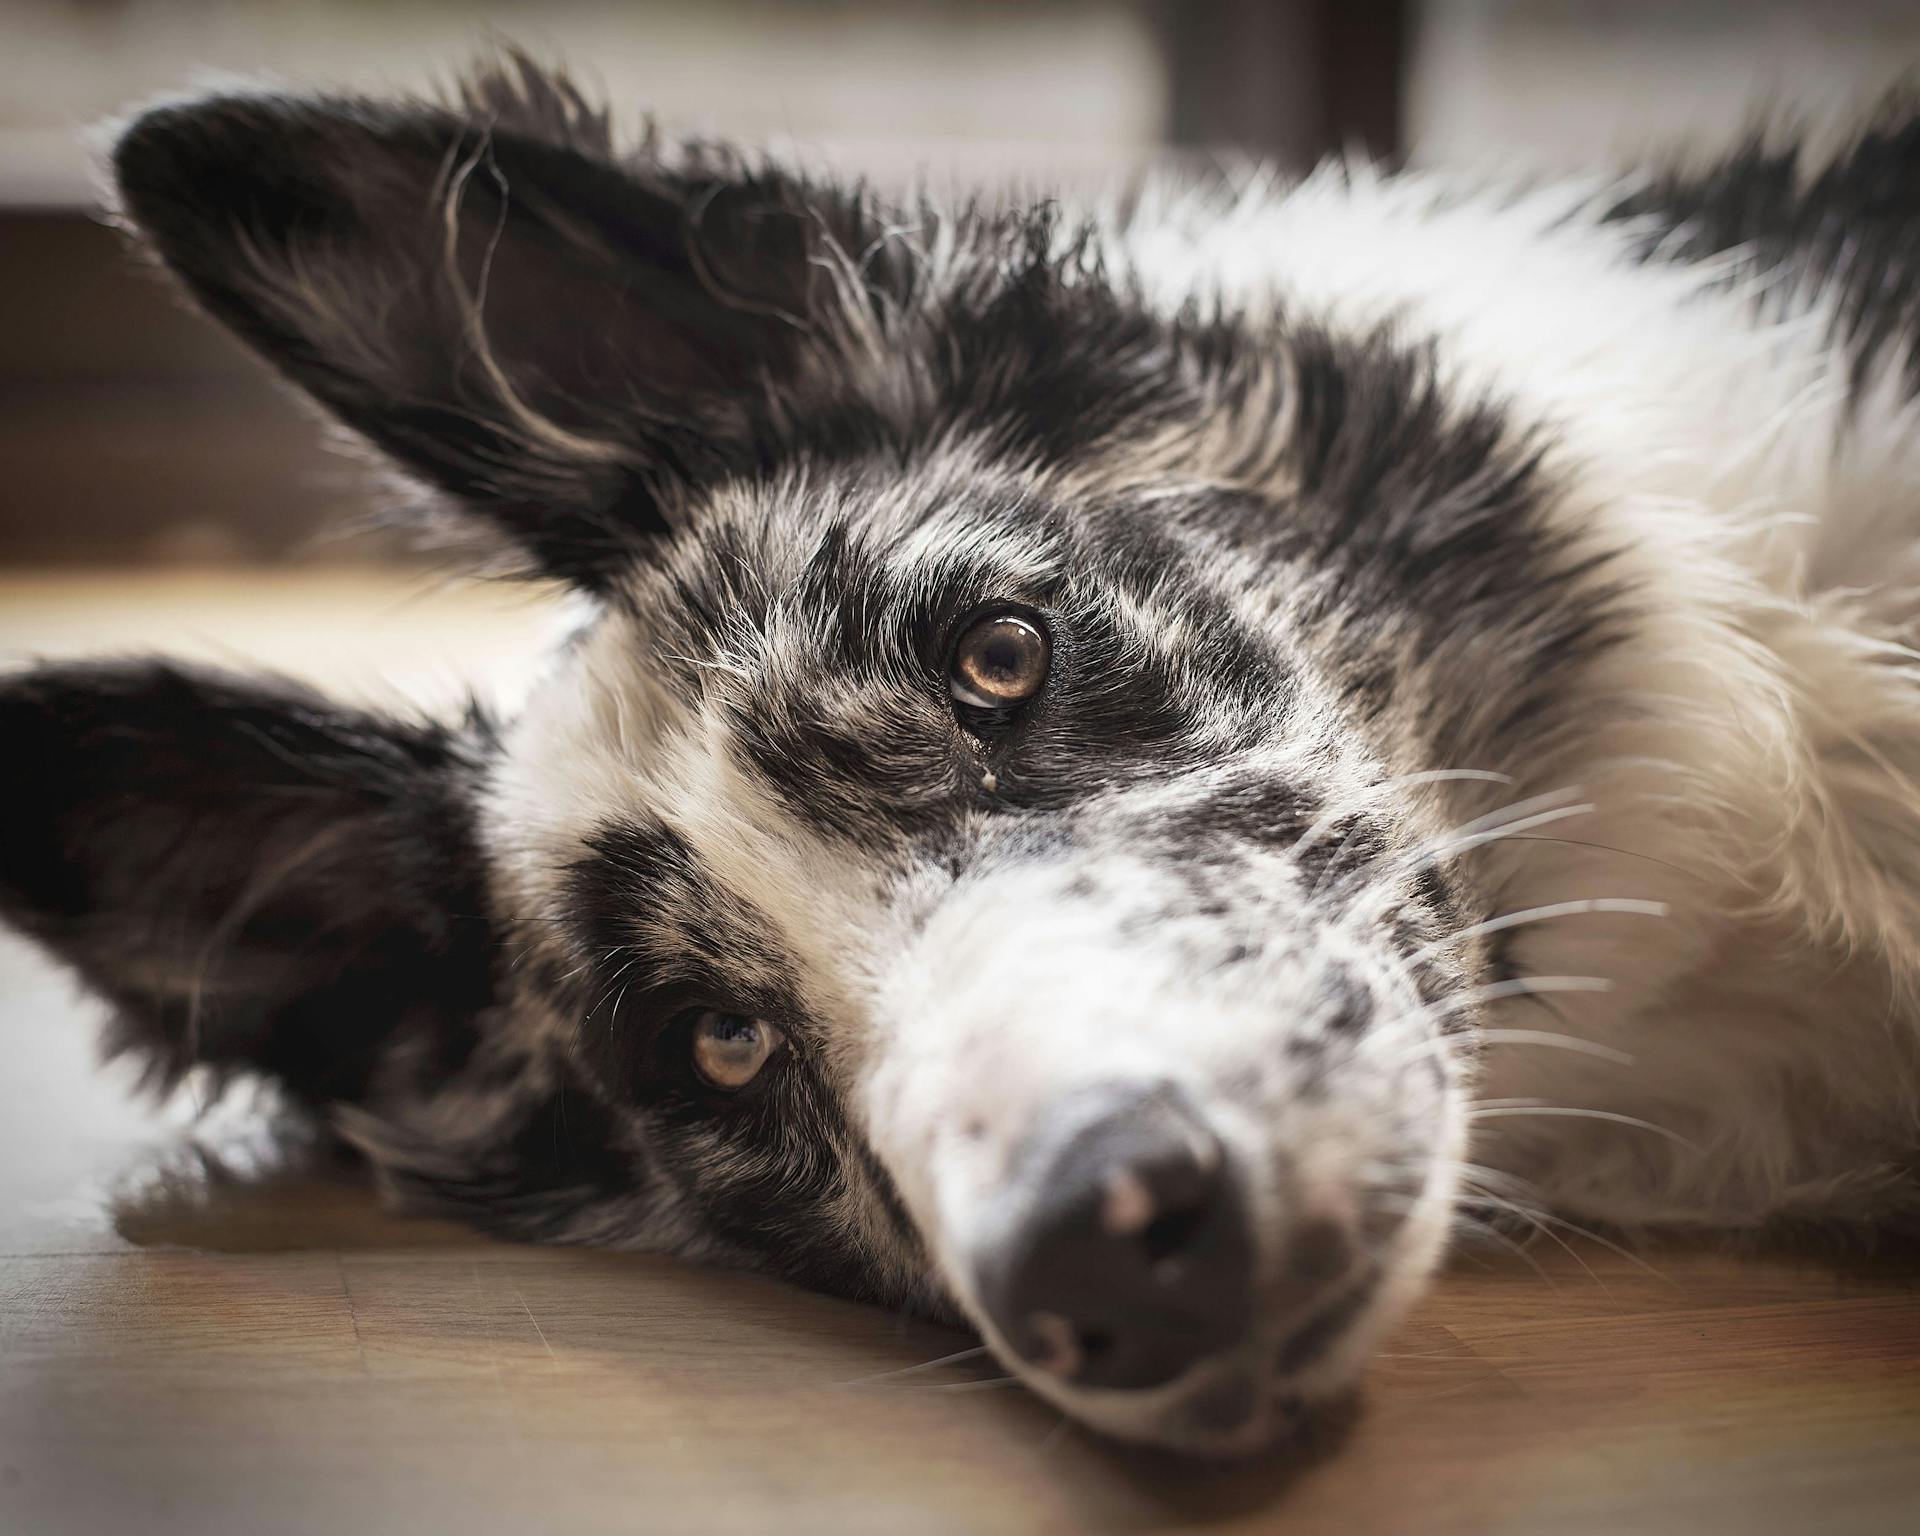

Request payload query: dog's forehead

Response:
[643,460,1077,627]
[486,455,1304,1037]
[483,474,1009,1022]
[488,599,906,1036]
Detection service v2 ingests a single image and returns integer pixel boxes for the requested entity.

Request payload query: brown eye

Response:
[950,612,1050,712]
[691,1011,785,1090]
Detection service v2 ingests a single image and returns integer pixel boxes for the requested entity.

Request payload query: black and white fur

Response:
[7,56,1920,1454]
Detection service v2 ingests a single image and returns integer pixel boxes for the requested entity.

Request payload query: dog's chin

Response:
[981,1170,1461,1457]
[946,1259,1385,1457]
[1002,1297,1389,1457]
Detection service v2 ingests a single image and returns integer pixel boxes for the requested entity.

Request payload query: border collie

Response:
[6,56,1920,1455]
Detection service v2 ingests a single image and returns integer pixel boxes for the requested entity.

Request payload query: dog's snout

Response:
[977,1088,1254,1392]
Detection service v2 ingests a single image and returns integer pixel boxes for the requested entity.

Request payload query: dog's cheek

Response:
[852,1014,982,1308]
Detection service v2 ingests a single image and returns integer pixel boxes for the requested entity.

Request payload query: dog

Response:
[5,54,1920,1455]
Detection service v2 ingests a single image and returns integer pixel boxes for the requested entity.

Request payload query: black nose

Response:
[976,1087,1254,1391]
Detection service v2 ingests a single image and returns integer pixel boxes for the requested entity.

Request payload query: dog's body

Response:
[5,60,1920,1454]
[1173,141,1920,1234]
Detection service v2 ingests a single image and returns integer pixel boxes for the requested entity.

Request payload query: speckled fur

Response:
[5,57,1920,1455]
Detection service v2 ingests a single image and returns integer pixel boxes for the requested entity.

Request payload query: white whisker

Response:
[1392,1027,1635,1069]
[834,1343,993,1388]
[1468,1103,1703,1152]
[1458,1185,1616,1302]
[1407,898,1669,965]
[1460,975,1614,1006]
[1520,1209,1681,1288]
[1448,1213,1556,1285]
[1477,1028,1635,1064]
[1424,802,1599,865]
[1366,975,1615,1048]
[1288,768,1515,864]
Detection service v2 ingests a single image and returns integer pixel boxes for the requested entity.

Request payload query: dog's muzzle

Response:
[971,1084,1262,1392]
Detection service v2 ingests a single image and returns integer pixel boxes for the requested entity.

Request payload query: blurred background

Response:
[1,0,1919,569]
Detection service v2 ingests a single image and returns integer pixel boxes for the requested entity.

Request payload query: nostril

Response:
[1024,1314,1129,1382]
[1141,1202,1206,1265]
[1076,1325,1116,1364]
[1119,1126,1228,1264]
[1026,1311,1083,1378]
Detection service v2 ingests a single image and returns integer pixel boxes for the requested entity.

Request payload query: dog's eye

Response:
[691,1011,785,1090]
[950,612,1049,712]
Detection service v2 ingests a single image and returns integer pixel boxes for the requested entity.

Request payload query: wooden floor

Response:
[4,570,1919,1536]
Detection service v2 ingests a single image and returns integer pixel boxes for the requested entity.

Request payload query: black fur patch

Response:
[349,1072,642,1244]
[0,660,497,1104]
[110,69,914,590]
[1268,326,1627,754]
[1607,112,1920,400]
[561,817,928,1304]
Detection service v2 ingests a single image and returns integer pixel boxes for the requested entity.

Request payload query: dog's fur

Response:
[6,55,1920,1453]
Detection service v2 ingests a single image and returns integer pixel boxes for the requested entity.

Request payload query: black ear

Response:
[0,661,496,1106]
[336,1074,647,1246]
[110,58,899,587]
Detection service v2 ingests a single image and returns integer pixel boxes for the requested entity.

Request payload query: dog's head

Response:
[2,62,1603,1452]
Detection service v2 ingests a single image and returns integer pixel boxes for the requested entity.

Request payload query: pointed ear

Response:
[0,661,496,1105]
[109,60,898,587]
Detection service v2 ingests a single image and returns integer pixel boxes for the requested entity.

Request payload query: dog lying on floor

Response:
[5,56,1919,1455]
